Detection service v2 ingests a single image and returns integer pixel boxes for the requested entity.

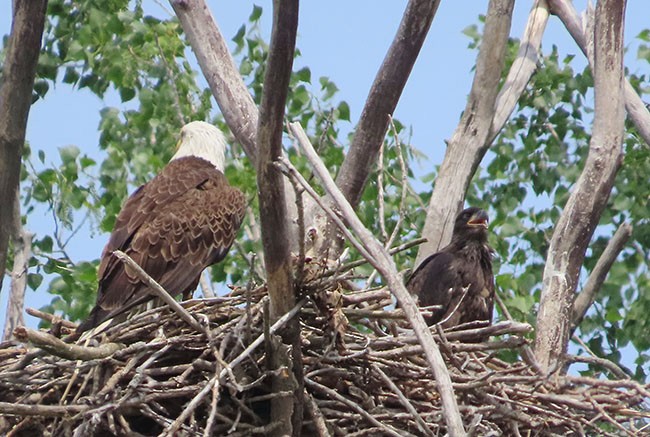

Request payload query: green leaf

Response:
[59,145,80,164]
[27,273,44,290]
[295,66,311,83]
[338,101,350,121]
[249,5,263,22]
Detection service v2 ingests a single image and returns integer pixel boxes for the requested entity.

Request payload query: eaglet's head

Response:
[171,121,227,171]
[453,207,489,243]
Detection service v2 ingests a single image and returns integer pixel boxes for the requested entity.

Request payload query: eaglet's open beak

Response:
[467,210,489,229]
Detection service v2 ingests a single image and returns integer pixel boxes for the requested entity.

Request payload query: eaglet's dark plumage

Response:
[406,207,495,328]
[76,122,246,334]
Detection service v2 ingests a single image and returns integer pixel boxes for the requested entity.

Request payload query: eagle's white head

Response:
[171,121,227,171]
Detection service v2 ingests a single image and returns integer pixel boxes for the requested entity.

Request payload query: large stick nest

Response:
[0,264,648,436]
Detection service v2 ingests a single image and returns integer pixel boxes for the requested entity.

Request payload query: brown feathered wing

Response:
[77,156,246,333]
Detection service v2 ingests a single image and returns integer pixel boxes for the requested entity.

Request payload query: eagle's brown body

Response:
[407,207,495,328]
[77,124,246,334]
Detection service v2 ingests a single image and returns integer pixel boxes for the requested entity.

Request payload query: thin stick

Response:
[305,378,409,437]
[372,364,435,436]
[112,250,204,334]
[289,121,466,436]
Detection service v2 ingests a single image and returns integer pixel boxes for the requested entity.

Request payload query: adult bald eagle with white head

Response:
[76,121,246,334]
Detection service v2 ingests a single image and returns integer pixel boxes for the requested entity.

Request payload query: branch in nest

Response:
[12,326,122,361]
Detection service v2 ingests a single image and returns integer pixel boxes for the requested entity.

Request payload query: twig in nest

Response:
[113,250,205,334]
[305,377,408,437]
[372,363,435,437]
[12,327,122,361]
[25,308,77,329]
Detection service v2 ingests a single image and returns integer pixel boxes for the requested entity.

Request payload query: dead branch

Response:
[0,0,48,296]
[416,0,515,265]
[313,0,441,259]
[335,0,441,209]
[12,326,122,361]
[289,121,467,436]
[25,308,77,329]
[113,250,205,334]
[488,0,550,144]
[534,0,627,374]
[548,0,650,147]
[255,1,301,433]
[571,222,633,330]
[169,0,258,162]
[3,189,32,340]
[0,402,87,417]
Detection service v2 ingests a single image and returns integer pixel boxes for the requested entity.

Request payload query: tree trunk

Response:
[255,0,302,434]
[0,0,48,296]
[534,0,627,374]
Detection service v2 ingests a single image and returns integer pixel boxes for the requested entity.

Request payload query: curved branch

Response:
[571,222,632,331]
[416,0,515,265]
[534,0,627,374]
[488,0,550,144]
[548,0,650,147]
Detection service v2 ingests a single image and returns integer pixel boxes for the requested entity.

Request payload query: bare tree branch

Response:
[548,0,650,147]
[534,0,627,374]
[289,122,466,437]
[416,0,515,265]
[488,0,550,145]
[571,222,632,331]
[169,0,259,162]
[335,0,440,207]
[13,326,123,361]
[255,1,300,434]
[256,0,298,323]
[0,0,48,296]
[310,0,440,258]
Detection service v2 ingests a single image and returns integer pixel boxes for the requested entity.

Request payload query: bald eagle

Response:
[76,121,246,334]
[406,207,495,328]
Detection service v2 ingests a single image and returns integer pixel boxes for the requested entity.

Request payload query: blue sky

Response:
[1,1,648,337]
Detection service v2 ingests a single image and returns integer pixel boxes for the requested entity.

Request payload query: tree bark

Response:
[0,0,48,296]
[416,0,515,265]
[2,190,32,341]
[534,0,627,374]
[548,0,650,147]
[255,0,301,434]
[488,0,549,145]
